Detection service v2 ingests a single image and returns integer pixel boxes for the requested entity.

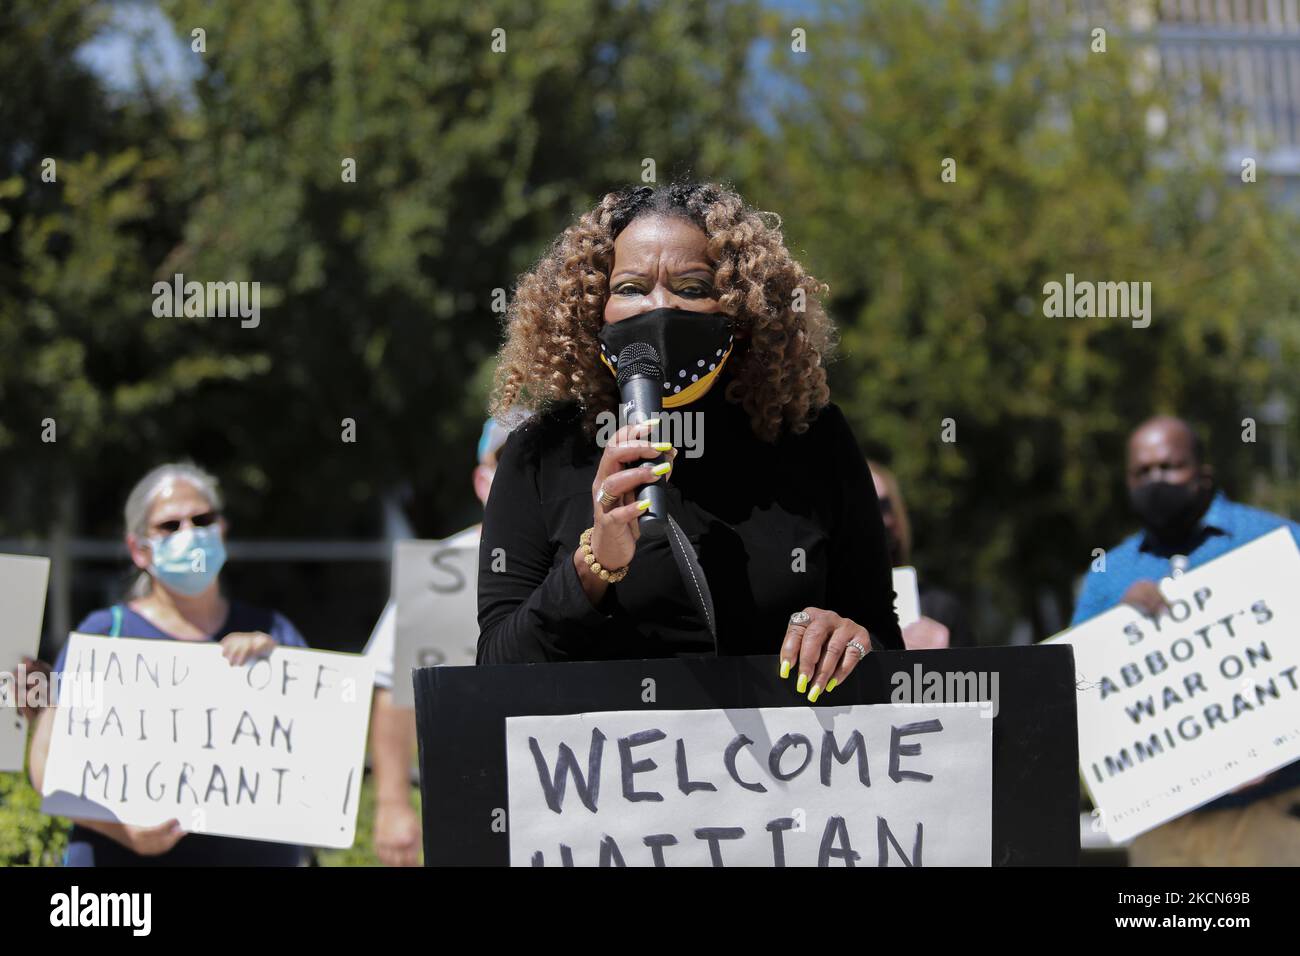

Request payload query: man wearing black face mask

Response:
[1072,415,1300,865]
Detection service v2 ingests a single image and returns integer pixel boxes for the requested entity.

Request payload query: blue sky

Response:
[75,2,200,103]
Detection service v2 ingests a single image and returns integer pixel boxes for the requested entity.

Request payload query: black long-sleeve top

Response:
[477,383,903,664]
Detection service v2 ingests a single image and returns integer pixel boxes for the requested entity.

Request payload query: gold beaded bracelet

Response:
[579,526,629,583]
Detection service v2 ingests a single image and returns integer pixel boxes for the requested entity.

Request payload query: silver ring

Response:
[847,639,868,659]
[789,610,811,627]
[597,485,618,508]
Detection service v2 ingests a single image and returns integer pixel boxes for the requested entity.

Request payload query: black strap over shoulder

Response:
[663,513,717,649]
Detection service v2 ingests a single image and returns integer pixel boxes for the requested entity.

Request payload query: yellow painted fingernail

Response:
[651,462,671,476]
[636,499,651,511]
[826,678,838,693]
[652,442,673,452]
[808,684,822,703]
[796,674,808,694]
[779,659,791,680]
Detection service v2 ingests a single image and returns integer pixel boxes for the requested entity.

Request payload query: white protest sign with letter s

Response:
[392,537,479,707]
[506,703,992,866]
[1048,527,1300,843]
[892,566,921,629]
[0,554,52,772]
[41,635,374,848]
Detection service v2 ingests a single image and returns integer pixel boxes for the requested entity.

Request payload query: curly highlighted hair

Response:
[489,180,837,443]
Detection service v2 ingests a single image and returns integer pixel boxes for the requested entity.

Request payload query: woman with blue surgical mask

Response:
[27,462,310,866]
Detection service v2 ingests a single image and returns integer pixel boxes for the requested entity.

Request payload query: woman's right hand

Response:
[1120,579,1170,617]
[587,419,677,572]
[122,819,186,856]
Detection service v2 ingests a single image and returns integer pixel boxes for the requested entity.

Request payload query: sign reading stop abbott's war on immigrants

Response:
[392,539,478,706]
[1050,527,1300,843]
[0,554,52,772]
[505,703,992,866]
[41,635,375,848]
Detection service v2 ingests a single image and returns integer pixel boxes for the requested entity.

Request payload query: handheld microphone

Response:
[615,341,668,534]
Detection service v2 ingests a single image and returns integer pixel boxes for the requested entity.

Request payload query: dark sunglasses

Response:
[151,511,220,535]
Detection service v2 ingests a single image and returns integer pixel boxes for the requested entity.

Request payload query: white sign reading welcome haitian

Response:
[506,703,992,866]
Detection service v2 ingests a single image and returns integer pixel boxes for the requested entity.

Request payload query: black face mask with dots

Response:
[598,308,735,406]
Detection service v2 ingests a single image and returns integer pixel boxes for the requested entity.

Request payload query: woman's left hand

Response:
[220,632,277,666]
[14,656,51,720]
[779,607,872,702]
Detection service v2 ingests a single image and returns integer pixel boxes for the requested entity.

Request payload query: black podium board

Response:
[414,646,1079,865]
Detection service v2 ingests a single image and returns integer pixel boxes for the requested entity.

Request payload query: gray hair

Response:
[123,462,224,599]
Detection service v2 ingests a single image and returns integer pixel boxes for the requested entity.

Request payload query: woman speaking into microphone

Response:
[477,181,902,698]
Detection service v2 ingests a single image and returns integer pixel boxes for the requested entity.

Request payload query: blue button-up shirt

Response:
[1072,492,1300,812]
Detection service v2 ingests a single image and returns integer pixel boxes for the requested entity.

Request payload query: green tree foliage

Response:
[0,756,69,866]
[0,0,195,532]
[144,0,760,537]
[740,0,1300,636]
[1,1,1296,631]
[2,0,759,539]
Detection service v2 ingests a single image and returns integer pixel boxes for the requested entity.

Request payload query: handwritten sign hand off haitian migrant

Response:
[1049,527,1300,842]
[41,635,374,848]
